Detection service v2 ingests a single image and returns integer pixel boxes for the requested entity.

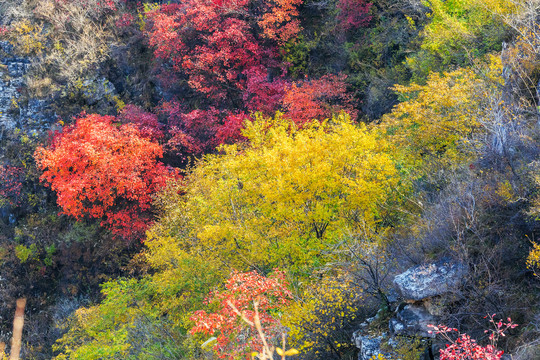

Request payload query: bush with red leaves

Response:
[428,315,518,360]
[35,113,178,240]
[190,270,292,359]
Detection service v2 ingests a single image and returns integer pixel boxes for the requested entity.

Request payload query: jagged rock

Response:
[390,303,436,338]
[7,59,29,78]
[423,297,445,316]
[386,289,399,304]
[0,41,55,131]
[393,259,467,301]
[81,77,116,105]
[352,331,394,360]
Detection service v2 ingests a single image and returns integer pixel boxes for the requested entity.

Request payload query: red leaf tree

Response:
[144,0,362,154]
[0,165,24,206]
[145,0,301,103]
[282,74,358,125]
[428,315,518,360]
[143,0,302,152]
[337,0,372,31]
[190,270,292,359]
[35,113,178,240]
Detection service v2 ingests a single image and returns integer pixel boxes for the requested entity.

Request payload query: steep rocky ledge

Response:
[353,259,467,360]
[0,41,55,135]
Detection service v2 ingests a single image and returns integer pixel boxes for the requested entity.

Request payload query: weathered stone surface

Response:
[393,259,467,301]
[81,77,116,105]
[386,289,399,304]
[423,297,445,316]
[352,331,394,360]
[390,303,436,338]
[0,41,56,132]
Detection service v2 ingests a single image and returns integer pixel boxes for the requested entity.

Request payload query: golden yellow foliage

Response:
[526,241,540,278]
[405,0,513,77]
[420,0,515,52]
[381,57,503,167]
[283,275,363,356]
[152,112,402,270]
[495,180,517,202]
[9,20,46,55]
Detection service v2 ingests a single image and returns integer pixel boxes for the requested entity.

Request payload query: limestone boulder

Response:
[390,303,436,338]
[352,332,394,360]
[393,259,467,302]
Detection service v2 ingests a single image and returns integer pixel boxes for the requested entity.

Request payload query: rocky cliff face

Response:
[0,41,55,136]
[353,259,468,360]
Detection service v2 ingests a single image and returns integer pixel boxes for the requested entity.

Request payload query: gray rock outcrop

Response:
[393,259,467,302]
[80,77,116,106]
[0,41,55,133]
[353,260,468,360]
[352,331,394,360]
[390,303,436,338]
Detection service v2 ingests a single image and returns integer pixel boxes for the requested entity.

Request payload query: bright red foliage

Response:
[215,112,251,145]
[146,3,261,101]
[117,105,164,141]
[35,113,177,240]
[282,74,357,125]
[144,0,301,102]
[258,0,302,44]
[336,0,372,31]
[190,270,292,359]
[429,315,518,360]
[244,67,288,115]
[0,165,23,206]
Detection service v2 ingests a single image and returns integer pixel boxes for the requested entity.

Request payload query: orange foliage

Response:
[190,270,292,359]
[35,114,178,240]
[259,0,303,44]
[145,0,302,102]
[282,74,357,125]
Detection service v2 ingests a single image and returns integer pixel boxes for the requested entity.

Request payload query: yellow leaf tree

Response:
[406,0,514,77]
[151,112,403,271]
[381,57,503,168]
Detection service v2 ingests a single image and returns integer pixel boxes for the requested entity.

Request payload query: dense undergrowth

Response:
[0,0,538,359]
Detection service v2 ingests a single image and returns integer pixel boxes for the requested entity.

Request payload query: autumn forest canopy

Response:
[0,0,539,359]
